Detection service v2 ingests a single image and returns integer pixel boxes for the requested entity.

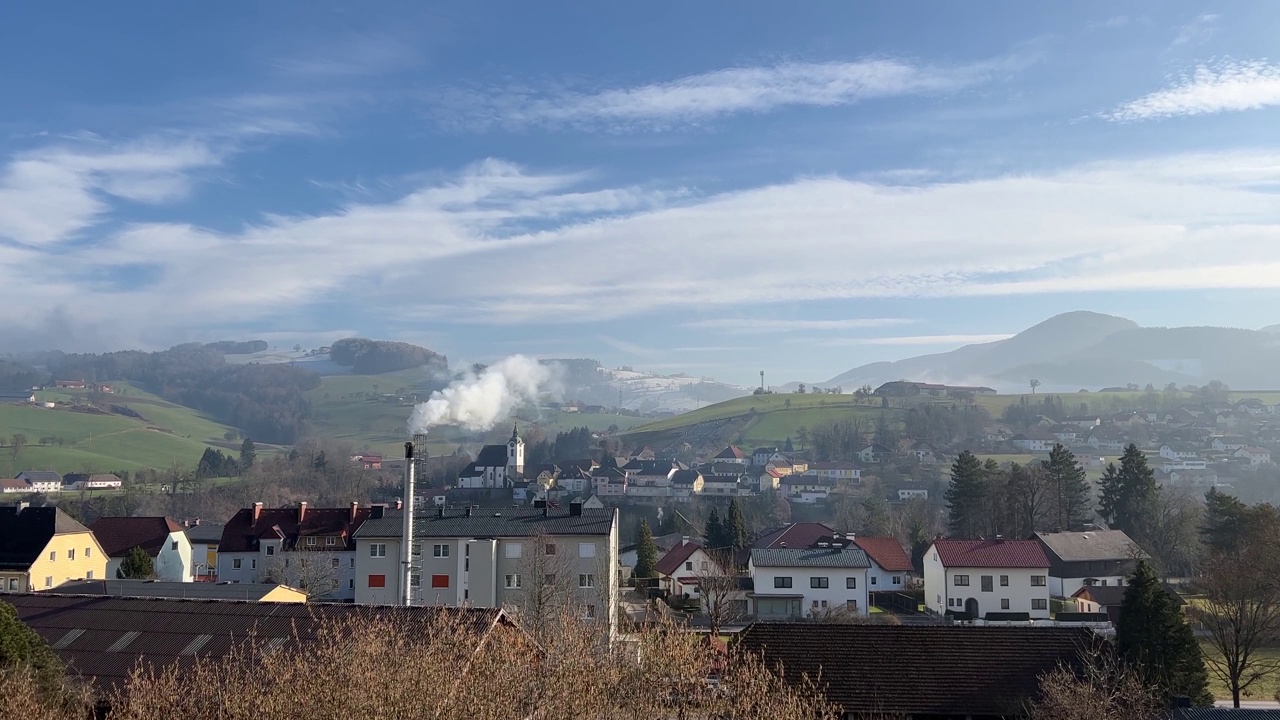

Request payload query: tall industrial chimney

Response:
[413,432,429,487]
[400,441,416,606]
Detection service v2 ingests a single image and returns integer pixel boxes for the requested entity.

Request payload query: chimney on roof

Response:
[779,541,787,548]
[371,505,385,520]
[437,506,444,518]
[542,506,549,517]
[251,502,263,526]
[845,532,856,542]
[394,499,403,511]
[533,499,547,509]
[194,518,200,526]
[298,501,307,523]
[570,500,583,517]
[682,536,690,546]
[465,506,473,518]
[350,501,358,523]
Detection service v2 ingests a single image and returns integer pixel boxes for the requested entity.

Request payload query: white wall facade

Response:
[215,548,357,600]
[1050,574,1127,599]
[923,548,1050,619]
[866,564,907,591]
[748,563,869,618]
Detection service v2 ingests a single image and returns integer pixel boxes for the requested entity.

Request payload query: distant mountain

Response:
[825,312,1280,392]
[546,358,748,412]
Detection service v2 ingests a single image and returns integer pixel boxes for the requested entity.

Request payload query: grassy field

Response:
[1200,643,1280,702]
[622,393,898,447]
[974,389,1280,415]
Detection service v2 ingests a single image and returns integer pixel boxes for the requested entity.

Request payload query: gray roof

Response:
[19,470,63,482]
[750,547,870,569]
[474,444,507,467]
[182,523,226,544]
[53,579,302,602]
[1033,530,1145,562]
[355,507,615,539]
[0,506,92,570]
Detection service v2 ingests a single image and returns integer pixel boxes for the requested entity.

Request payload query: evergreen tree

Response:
[0,600,65,699]
[312,450,327,471]
[239,437,257,471]
[726,498,749,553]
[1200,487,1249,554]
[945,451,988,539]
[117,545,155,579]
[1042,443,1092,530]
[1116,561,1212,706]
[1098,444,1158,539]
[633,519,658,579]
[705,507,728,550]
[783,437,794,453]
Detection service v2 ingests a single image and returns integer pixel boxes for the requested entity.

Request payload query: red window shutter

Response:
[368,574,386,588]
[431,574,449,588]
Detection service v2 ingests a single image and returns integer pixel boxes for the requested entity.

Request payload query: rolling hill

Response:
[825,312,1280,392]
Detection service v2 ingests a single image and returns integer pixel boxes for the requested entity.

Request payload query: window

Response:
[811,577,829,589]
[410,574,421,587]
[1001,599,1010,610]
[892,576,902,584]
[49,551,56,562]
[433,544,450,558]
[85,547,90,557]
[870,576,877,585]
[578,543,596,558]
[8,578,16,590]
[233,558,242,570]
[331,558,340,568]
[774,576,793,589]
[307,537,316,547]
[544,574,556,586]
[1032,599,1048,610]
[954,575,970,587]
[585,604,596,619]
[326,537,336,546]
[505,574,522,589]
[368,574,386,588]
[505,543,522,559]
[171,540,179,551]
[370,543,387,557]
[545,543,557,555]
[685,561,693,571]
[844,576,857,589]
[811,600,819,609]
[579,574,595,588]
[45,576,52,588]
[68,549,75,560]
[999,575,1009,587]
[1031,575,1047,587]
[266,546,275,556]
[284,559,290,567]
[86,570,94,579]
[847,600,858,611]
[251,559,257,570]
[981,576,993,592]
[348,579,354,590]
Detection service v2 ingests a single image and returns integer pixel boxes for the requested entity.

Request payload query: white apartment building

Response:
[748,547,870,620]
[353,502,619,638]
[923,539,1051,620]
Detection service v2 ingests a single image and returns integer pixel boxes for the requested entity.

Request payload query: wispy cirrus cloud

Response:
[1106,60,1280,121]
[820,333,1014,347]
[683,318,917,334]
[439,56,1004,131]
[1172,13,1218,46]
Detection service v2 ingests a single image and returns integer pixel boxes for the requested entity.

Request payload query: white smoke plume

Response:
[407,355,560,433]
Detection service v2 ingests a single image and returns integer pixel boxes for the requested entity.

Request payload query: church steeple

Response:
[511,423,520,442]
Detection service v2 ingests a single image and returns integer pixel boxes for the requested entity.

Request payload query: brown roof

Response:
[88,516,184,558]
[4,593,511,693]
[931,539,1049,568]
[218,505,370,553]
[736,623,1095,717]
[852,536,913,573]
[714,446,745,460]
[753,522,836,550]
[655,541,702,576]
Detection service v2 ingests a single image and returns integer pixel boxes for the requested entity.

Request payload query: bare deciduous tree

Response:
[260,550,341,600]
[1029,643,1162,720]
[693,549,748,636]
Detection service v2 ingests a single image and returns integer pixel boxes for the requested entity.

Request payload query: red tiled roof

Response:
[655,541,701,576]
[88,517,184,558]
[217,506,370,553]
[931,539,1049,568]
[714,446,745,460]
[853,536,913,572]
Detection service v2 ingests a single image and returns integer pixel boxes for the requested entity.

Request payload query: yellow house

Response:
[0,504,108,592]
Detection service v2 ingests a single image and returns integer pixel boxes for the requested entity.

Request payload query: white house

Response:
[457,426,525,489]
[781,476,836,504]
[16,471,62,494]
[88,516,194,582]
[804,462,861,482]
[856,444,892,464]
[699,473,743,496]
[1009,433,1055,453]
[852,536,914,591]
[751,447,781,467]
[1159,444,1200,460]
[923,539,1051,620]
[748,546,870,619]
[62,473,123,491]
[712,446,748,466]
[1236,447,1274,466]
[1032,529,1141,598]
[655,540,723,597]
[1212,435,1248,452]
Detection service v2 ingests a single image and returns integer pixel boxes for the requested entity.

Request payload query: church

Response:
[456,425,525,489]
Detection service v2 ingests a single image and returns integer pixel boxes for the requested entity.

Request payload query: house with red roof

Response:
[88,516,193,582]
[851,536,914,590]
[922,539,1051,620]
[712,445,747,465]
[654,538,724,598]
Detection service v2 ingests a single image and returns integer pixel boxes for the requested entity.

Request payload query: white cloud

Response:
[1173,13,1218,46]
[440,57,998,131]
[8,148,1280,346]
[1106,60,1280,121]
[682,318,917,334]
[820,334,1014,347]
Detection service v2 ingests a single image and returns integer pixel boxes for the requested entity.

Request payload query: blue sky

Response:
[2,1,1280,385]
